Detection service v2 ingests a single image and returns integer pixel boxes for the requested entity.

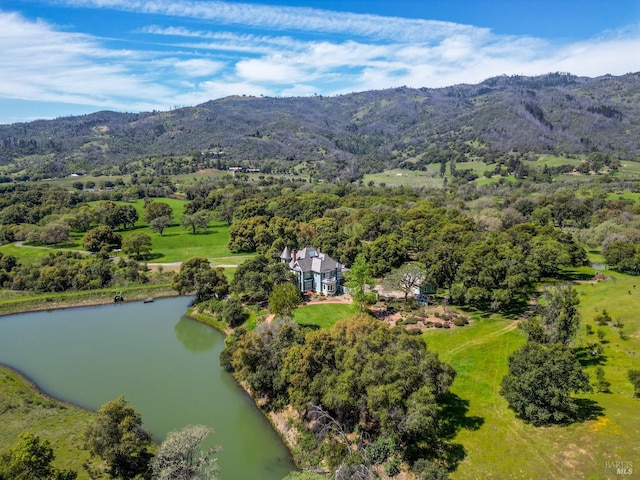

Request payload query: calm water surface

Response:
[0,297,295,479]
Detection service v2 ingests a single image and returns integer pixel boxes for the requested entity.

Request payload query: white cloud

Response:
[64,0,478,43]
[0,11,171,111]
[236,57,306,83]
[1,1,640,122]
[174,58,225,77]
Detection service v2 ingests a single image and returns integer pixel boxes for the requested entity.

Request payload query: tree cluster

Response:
[221,314,456,475]
[501,286,592,425]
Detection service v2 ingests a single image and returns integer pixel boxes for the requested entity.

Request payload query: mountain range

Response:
[1,72,639,181]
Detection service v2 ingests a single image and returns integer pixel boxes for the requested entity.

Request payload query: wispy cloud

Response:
[0,11,170,111]
[63,0,479,43]
[1,1,639,122]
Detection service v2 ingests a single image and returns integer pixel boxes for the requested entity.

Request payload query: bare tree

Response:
[151,425,220,480]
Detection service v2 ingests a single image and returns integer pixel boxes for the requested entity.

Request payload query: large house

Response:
[280,246,345,295]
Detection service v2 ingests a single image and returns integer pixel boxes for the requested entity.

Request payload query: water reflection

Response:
[174,316,217,352]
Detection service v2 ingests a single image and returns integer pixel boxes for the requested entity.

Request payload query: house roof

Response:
[291,247,343,273]
[280,245,291,260]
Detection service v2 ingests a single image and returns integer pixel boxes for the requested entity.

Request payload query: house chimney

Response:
[292,249,296,263]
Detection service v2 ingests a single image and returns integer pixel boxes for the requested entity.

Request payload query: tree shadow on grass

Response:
[498,296,532,319]
[406,392,485,473]
[438,393,484,438]
[297,323,321,330]
[140,252,165,261]
[574,346,608,366]
[555,269,594,282]
[573,398,604,422]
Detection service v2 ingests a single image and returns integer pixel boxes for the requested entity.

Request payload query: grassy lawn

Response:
[423,270,640,480]
[4,198,253,267]
[0,243,55,264]
[0,366,96,479]
[141,221,248,263]
[292,302,356,329]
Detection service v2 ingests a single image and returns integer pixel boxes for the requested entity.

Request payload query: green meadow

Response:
[421,269,640,480]
[2,198,253,267]
[363,168,443,188]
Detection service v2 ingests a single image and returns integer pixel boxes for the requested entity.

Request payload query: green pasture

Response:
[96,198,250,264]
[454,160,490,176]
[474,175,517,186]
[13,198,251,266]
[0,366,95,479]
[616,160,640,178]
[0,242,55,264]
[423,269,640,479]
[135,221,248,264]
[525,154,584,168]
[43,174,132,188]
[606,190,640,203]
[363,169,443,188]
[292,302,356,329]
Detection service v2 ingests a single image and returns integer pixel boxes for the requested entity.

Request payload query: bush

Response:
[594,310,612,326]
[221,298,248,327]
[407,327,422,335]
[453,317,467,327]
[384,457,401,477]
[365,436,397,465]
[402,317,419,325]
[442,323,451,329]
[434,322,443,328]
[412,458,450,480]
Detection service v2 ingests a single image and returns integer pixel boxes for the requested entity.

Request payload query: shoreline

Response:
[0,285,178,317]
[0,362,95,414]
[185,307,302,468]
[2,293,302,473]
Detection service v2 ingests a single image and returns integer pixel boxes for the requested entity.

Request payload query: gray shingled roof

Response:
[291,247,342,273]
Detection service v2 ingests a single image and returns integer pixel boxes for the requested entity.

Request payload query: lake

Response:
[0,297,295,479]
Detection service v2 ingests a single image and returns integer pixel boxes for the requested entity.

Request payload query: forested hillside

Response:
[1,72,639,181]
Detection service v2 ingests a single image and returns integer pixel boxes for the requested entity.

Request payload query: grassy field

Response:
[0,366,96,479]
[363,169,443,188]
[2,198,253,267]
[422,269,640,480]
[292,302,356,329]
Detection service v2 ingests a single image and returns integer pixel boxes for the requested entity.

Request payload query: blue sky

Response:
[1,0,639,124]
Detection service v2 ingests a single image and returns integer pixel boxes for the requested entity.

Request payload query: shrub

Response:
[221,298,248,327]
[453,317,467,327]
[434,322,443,328]
[594,310,612,326]
[384,457,401,477]
[365,436,397,465]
